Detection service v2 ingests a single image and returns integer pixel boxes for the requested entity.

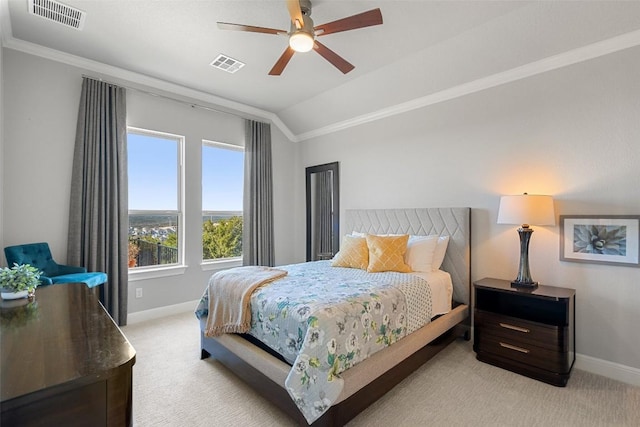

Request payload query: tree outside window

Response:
[202,141,244,262]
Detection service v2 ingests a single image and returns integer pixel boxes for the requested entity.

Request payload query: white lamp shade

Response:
[497,194,555,226]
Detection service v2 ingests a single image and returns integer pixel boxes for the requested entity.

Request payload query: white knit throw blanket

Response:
[205,266,287,337]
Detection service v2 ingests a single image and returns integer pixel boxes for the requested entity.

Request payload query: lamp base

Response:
[511,226,538,289]
[511,280,538,289]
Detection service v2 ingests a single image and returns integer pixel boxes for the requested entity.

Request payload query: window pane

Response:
[128,214,179,267]
[128,133,178,210]
[202,143,244,261]
[128,130,182,268]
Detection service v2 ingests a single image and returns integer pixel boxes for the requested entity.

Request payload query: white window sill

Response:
[128,264,187,281]
[200,257,242,272]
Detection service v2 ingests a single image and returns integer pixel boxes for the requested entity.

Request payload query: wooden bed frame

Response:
[200,207,471,426]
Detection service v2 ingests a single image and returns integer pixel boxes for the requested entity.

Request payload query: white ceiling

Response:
[3,0,640,141]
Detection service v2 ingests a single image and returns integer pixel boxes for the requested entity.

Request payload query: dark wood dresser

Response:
[1,283,136,426]
[473,277,575,386]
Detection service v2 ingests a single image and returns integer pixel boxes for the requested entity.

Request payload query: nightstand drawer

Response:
[473,278,576,386]
[475,309,568,352]
[475,332,571,373]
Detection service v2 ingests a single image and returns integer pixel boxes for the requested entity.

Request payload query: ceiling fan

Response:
[217,0,383,76]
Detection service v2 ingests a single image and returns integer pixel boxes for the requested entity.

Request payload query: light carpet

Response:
[121,311,640,426]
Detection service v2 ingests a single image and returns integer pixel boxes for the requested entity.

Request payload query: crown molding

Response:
[1,33,298,142]
[295,28,640,142]
[2,1,640,145]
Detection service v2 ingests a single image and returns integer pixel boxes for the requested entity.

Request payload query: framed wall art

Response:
[560,215,640,267]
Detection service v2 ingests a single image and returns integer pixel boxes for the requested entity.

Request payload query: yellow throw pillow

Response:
[331,235,369,270]
[365,234,411,273]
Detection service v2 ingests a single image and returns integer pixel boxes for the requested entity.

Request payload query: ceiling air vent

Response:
[28,0,86,30]
[210,54,245,74]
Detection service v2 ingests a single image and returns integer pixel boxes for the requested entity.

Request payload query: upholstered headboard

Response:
[344,208,471,305]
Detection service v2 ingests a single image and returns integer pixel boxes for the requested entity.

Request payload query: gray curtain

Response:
[68,77,128,325]
[243,120,274,266]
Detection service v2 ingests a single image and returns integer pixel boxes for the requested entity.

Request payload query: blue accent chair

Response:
[4,242,107,289]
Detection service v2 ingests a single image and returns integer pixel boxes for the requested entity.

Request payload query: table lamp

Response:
[497,193,555,288]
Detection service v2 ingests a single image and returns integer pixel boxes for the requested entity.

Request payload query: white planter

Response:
[1,290,30,300]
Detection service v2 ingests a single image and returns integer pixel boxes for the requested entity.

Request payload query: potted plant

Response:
[0,263,42,300]
[128,241,140,268]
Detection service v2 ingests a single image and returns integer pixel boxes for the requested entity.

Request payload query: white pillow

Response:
[351,231,439,272]
[432,236,450,271]
[405,235,438,272]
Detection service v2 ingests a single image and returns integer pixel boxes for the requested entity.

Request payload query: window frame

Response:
[201,139,244,267]
[127,127,186,280]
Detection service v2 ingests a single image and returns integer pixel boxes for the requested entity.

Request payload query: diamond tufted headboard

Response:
[345,208,471,305]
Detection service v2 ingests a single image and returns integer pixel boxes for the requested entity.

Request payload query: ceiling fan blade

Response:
[314,8,383,36]
[269,47,296,76]
[286,0,304,29]
[217,22,286,35]
[313,41,354,74]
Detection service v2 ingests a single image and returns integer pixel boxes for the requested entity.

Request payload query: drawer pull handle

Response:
[499,323,530,333]
[499,342,530,354]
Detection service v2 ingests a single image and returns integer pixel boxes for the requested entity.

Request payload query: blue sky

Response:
[202,143,243,211]
[128,133,243,211]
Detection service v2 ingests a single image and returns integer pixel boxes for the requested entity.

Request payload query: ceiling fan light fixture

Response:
[289,31,314,52]
[217,1,383,75]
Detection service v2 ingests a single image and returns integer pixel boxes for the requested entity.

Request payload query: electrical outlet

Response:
[135,288,143,298]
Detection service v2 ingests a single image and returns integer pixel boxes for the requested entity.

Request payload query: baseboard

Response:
[127,299,199,324]
[575,353,640,387]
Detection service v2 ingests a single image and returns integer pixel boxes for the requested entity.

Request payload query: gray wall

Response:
[2,44,639,372]
[298,46,640,370]
[1,48,298,313]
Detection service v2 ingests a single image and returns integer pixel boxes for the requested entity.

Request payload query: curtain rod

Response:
[81,74,249,120]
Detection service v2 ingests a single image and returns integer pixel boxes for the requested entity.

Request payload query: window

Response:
[128,128,183,269]
[202,141,244,262]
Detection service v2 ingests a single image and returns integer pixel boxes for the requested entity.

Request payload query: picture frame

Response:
[560,215,640,267]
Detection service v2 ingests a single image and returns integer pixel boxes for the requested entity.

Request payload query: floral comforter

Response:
[195,260,433,424]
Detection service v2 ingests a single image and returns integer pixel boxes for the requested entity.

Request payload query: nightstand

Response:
[473,277,575,386]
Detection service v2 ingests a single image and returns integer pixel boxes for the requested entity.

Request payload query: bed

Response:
[197,207,471,426]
